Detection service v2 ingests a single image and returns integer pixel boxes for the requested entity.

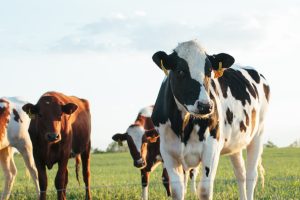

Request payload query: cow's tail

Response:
[75,155,81,186]
[258,157,265,189]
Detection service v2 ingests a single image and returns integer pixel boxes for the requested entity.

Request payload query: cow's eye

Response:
[177,70,185,77]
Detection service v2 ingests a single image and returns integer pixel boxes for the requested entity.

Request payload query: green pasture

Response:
[1,148,299,199]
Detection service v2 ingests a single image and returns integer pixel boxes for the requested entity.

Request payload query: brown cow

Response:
[22,91,91,200]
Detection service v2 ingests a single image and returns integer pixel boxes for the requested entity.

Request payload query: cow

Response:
[0,97,40,200]
[112,106,199,200]
[149,40,270,200]
[22,91,92,200]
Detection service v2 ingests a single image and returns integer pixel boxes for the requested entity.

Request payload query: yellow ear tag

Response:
[118,140,123,146]
[182,113,190,132]
[214,62,224,78]
[28,110,36,120]
[160,60,169,76]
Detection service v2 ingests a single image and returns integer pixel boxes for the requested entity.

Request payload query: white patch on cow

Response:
[183,125,203,168]
[175,40,207,84]
[127,125,145,153]
[139,106,153,118]
[142,186,148,200]
[175,40,211,112]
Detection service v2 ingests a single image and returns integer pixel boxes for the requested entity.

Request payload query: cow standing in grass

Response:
[112,106,199,200]
[22,91,92,200]
[150,40,270,200]
[0,97,40,200]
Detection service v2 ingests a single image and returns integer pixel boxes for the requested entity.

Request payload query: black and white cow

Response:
[150,40,270,200]
[112,106,199,200]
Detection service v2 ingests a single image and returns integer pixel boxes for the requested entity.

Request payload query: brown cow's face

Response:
[23,96,78,143]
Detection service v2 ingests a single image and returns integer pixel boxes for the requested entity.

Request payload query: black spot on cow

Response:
[204,57,213,77]
[226,108,233,125]
[244,68,260,84]
[218,69,257,106]
[240,121,247,132]
[205,167,210,177]
[211,79,219,96]
[13,109,23,123]
[263,84,270,102]
[252,83,259,100]
[244,110,249,126]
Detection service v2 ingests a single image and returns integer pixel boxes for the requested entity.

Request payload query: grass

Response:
[0,148,299,199]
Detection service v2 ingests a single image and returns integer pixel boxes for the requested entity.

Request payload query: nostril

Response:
[209,103,213,110]
[47,133,59,141]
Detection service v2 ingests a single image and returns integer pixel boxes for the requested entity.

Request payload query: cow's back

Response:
[211,66,270,154]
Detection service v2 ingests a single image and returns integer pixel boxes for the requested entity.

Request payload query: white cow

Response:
[0,97,40,200]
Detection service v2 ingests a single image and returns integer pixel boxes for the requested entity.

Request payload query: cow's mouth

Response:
[134,158,146,169]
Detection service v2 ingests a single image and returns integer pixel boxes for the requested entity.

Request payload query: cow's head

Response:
[112,125,158,169]
[0,99,10,139]
[22,96,78,143]
[152,40,234,118]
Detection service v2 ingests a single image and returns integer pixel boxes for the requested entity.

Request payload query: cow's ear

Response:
[112,133,127,142]
[62,103,78,115]
[208,53,235,70]
[152,51,173,71]
[112,133,127,146]
[22,103,39,119]
[144,129,159,143]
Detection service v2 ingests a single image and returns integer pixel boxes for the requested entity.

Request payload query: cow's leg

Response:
[162,168,171,196]
[198,137,221,200]
[190,167,199,195]
[55,160,68,200]
[161,151,184,200]
[183,170,189,194]
[141,170,149,200]
[63,168,69,198]
[246,134,263,200]
[230,151,247,200]
[17,144,40,198]
[36,163,47,200]
[0,147,17,200]
[81,142,91,200]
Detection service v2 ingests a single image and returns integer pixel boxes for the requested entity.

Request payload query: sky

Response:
[1,0,299,150]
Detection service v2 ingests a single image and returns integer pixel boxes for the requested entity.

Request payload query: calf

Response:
[22,91,92,200]
[112,106,199,200]
[150,40,270,200]
[0,97,40,200]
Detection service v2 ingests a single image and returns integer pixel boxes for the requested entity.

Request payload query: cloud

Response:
[49,13,270,53]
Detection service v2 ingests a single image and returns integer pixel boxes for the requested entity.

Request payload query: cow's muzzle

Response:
[134,158,146,169]
[46,133,61,142]
[196,101,214,115]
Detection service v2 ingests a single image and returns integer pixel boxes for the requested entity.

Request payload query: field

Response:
[0,148,299,200]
